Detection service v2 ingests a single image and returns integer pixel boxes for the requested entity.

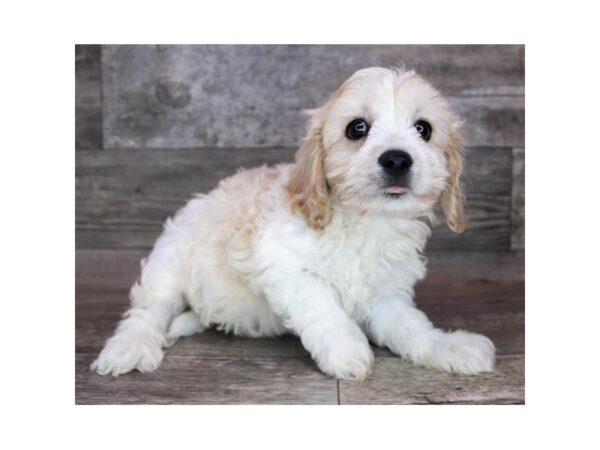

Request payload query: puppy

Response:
[92,67,495,380]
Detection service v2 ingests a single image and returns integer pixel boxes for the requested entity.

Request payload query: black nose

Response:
[378,150,413,177]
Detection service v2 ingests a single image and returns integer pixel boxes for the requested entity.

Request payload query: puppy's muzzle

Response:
[379,150,413,195]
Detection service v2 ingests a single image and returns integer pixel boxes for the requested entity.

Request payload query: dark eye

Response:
[345,118,370,140]
[414,120,432,142]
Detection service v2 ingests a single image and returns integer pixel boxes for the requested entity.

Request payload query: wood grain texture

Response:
[76,250,524,357]
[75,249,524,291]
[101,45,524,148]
[451,96,524,147]
[338,355,524,404]
[75,45,102,150]
[75,249,523,404]
[76,147,512,251]
[76,352,337,405]
[76,289,524,358]
[511,147,525,251]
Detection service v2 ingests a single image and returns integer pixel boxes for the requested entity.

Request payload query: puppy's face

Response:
[288,67,465,232]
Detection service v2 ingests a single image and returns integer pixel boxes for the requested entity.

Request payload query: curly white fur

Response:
[92,67,495,380]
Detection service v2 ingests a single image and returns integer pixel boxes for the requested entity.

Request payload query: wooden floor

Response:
[75,250,524,405]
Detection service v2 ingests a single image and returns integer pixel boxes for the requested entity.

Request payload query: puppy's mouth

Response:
[381,173,411,198]
[383,185,409,198]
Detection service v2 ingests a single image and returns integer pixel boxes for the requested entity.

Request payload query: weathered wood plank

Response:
[451,96,524,147]
[76,147,512,251]
[429,193,512,251]
[425,251,524,281]
[511,147,525,251]
[76,249,146,291]
[76,290,524,358]
[76,249,523,404]
[77,300,522,404]
[75,197,512,252]
[75,249,524,292]
[76,45,102,150]
[76,250,524,356]
[76,352,338,405]
[101,45,523,149]
[338,355,524,404]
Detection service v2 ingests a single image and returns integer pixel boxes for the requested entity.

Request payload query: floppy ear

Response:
[440,126,467,234]
[286,116,331,231]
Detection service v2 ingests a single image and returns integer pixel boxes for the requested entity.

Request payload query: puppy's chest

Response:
[309,220,427,310]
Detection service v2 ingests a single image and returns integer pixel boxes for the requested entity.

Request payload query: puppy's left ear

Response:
[440,124,467,234]
[286,112,331,230]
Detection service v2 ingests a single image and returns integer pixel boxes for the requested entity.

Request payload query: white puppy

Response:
[92,67,495,380]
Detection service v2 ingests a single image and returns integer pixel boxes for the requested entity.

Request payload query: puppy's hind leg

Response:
[167,310,207,342]
[91,234,188,377]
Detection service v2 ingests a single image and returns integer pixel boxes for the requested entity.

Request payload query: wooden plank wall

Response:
[75,45,525,253]
[75,45,102,150]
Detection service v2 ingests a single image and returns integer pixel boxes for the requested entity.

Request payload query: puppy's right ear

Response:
[286,112,331,231]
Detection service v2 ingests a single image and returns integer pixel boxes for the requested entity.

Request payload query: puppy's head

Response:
[287,67,465,233]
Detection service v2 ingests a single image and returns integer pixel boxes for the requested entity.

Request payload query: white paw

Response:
[304,322,374,381]
[426,330,496,375]
[91,331,165,377]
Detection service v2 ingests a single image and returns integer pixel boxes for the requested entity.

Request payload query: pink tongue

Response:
[384,186,407,194]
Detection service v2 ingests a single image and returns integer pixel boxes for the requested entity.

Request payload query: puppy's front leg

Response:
[365,296,495,374]
[263,274,374,380]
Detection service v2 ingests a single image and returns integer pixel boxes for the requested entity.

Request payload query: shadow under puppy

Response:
[92,67,495,380]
